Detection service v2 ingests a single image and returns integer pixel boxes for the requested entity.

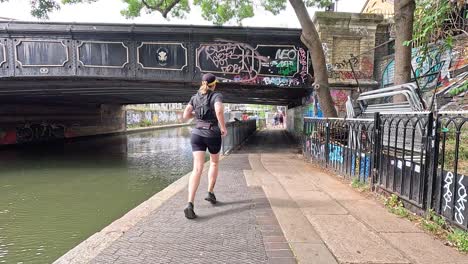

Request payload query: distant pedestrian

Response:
[273,113,279,127]
[182,73,227,219]
[279,112,284,128]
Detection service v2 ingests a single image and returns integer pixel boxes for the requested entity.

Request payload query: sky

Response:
[0,0,366,28]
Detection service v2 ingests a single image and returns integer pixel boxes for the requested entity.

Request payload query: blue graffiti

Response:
[329,144,344,163]
[351,154,371,180]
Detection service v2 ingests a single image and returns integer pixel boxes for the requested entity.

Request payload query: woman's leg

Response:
[207,152,220,193]
[188,151,206,203]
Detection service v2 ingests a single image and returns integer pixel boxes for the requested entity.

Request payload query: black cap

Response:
[202,73,218,85]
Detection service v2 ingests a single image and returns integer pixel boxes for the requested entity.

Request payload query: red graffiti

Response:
[330,90,349,116]
[298,48,309,83]
[0,130,17,145]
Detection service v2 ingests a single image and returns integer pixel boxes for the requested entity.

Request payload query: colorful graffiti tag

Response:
[303,90,350,118]
[381,40,468,90]
[196,43,311,87]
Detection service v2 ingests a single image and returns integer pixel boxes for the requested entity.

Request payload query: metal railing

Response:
[221,120,257,155]
[303,111,468,230]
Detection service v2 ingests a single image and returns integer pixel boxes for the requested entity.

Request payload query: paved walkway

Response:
[60,129,468,264]
[89,152,295,264]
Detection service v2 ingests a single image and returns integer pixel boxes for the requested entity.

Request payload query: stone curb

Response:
[53,159,214,264]
[125,123,193,134]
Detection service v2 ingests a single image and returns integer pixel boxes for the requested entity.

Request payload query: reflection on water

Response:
[0,127,193,264]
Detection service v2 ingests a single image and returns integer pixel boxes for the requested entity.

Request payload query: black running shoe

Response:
[184,202,197,219]
[204,192,217,204]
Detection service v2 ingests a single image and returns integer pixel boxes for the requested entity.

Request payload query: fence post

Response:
[325,119,330,167]
[422,113,434,210]
[424,112,438,210]
[371,112,381,190]
[430,113,441,212]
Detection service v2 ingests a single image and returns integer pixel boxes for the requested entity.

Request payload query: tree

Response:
[393,0,416,102]
[1,0,338,117]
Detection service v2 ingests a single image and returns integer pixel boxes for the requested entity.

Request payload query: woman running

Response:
[182,73,227,219]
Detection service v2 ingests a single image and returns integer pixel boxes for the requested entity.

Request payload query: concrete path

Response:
[81,152,295,264]
[58,129,468,264]
[244,129,468,264]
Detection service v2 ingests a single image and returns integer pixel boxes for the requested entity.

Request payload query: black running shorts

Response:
[191,134,222,154]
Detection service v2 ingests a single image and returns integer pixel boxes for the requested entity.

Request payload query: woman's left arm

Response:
[183,104,194,121]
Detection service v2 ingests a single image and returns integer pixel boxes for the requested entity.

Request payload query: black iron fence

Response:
[221,120,257,155]
[303,111,468,230]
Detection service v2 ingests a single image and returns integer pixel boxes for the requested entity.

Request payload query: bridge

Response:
[0,21,310,107]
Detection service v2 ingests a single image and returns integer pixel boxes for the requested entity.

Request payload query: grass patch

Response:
[384,194,413,219]
[384,195,468,253]
[351,177,370,192]
[448,229,468,253]
[420,209,449,237]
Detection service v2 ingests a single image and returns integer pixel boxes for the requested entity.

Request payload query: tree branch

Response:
[162,0,182,18]
[141,0,181,18]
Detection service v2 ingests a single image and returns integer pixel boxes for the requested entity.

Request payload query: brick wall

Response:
[314,12,384,88]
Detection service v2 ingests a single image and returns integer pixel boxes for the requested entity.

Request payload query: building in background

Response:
[361,0,394,18]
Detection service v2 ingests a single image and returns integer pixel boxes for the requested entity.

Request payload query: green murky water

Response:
[0,127,194,264]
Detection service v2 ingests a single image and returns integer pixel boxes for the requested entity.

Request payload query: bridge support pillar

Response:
[0,104,125,145]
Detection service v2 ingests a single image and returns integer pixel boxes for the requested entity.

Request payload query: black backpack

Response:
[194,91,215,121]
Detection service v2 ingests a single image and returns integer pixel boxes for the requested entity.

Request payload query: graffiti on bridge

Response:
[196,43,311,87]
[16,123,65,143]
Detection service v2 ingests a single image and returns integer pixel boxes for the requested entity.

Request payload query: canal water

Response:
[0,127,195,264]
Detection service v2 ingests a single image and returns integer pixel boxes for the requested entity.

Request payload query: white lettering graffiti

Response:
[275,49,297,60]
[443,172,454,211]
[455,175,467,225]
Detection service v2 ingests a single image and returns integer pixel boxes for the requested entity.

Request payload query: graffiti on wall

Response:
[322,43,374,81]
[303,89,350,118]
[126,110,184,126]
[196,43,311,87]
[381,41,468,90]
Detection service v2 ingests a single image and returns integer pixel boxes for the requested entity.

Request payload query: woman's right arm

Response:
[215,102,227,137]
[183,104,194,121]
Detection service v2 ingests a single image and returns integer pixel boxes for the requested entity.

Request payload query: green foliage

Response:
[384,194,410,218]
[351,177,369,191]
[448,229,468,252]
[439,127,468,175]
[139,119,153,127]
[2,0,332,25]
[448,81,468,96]
[407,0,465,66]
[421,209,447,235]
[383,195,468,253]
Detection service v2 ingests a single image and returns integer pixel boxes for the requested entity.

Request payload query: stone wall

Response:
[0,104,125,145]
[286,106,304,138]
[314,12,384,88]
